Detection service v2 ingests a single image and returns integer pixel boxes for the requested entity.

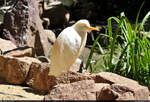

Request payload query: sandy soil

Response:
[0,79,44,100]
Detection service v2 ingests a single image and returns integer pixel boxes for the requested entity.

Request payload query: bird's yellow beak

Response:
[88,27,99,32]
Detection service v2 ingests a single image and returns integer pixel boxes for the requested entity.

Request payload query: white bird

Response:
[48,19,98,77]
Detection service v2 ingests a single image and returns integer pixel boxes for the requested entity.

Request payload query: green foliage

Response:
[85,3,150,87]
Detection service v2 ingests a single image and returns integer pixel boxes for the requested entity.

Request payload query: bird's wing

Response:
[58,27,81,54]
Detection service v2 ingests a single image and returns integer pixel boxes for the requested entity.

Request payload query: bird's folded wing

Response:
[58,27,82,54]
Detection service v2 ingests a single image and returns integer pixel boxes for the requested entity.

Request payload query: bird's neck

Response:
[80,31,87,42]
[73,25,87,43]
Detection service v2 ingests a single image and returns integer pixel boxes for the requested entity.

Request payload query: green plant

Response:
[85,2,150,87]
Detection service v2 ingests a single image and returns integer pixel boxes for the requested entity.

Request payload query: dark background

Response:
[1,0,150,23]
[68,0,150,24]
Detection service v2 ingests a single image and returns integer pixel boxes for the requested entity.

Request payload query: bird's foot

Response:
[66,80,70,84]
[66,71,70,84]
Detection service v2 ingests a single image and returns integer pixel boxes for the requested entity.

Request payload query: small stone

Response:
[97,86,119,100]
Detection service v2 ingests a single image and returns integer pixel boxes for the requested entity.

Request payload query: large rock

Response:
[44,72,149,100]
[94,72,149,100]
[44,78,148,100]
[26,62,56,94]
[57,71,138,85]
[26,58,82,94]
[0,38,17,53]
[35,29,56,56]
[53,70,139,85]
[44,80,102,100]
[0,55,41,84]
[2,0,56,57]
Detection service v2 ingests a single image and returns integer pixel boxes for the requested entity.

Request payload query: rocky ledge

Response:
[0,39,149,100]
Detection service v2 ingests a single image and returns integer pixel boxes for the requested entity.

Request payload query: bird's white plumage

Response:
[48,19,96,77]
[59,27,81,54]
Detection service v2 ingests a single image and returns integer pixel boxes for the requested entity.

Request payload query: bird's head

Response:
[73,19,99,34]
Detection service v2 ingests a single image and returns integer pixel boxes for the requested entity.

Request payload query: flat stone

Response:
[94,72,138,85]
[4,46,34,57]
[0,38,17,53]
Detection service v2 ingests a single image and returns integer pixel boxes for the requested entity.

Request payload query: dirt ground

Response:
[0,79,44,100]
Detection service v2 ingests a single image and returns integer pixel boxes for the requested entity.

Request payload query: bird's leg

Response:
[55,77,59,85]
[66,71,70,84]
[0,49,3,55]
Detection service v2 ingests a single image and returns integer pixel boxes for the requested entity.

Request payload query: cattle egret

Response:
[49,19,98,77]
